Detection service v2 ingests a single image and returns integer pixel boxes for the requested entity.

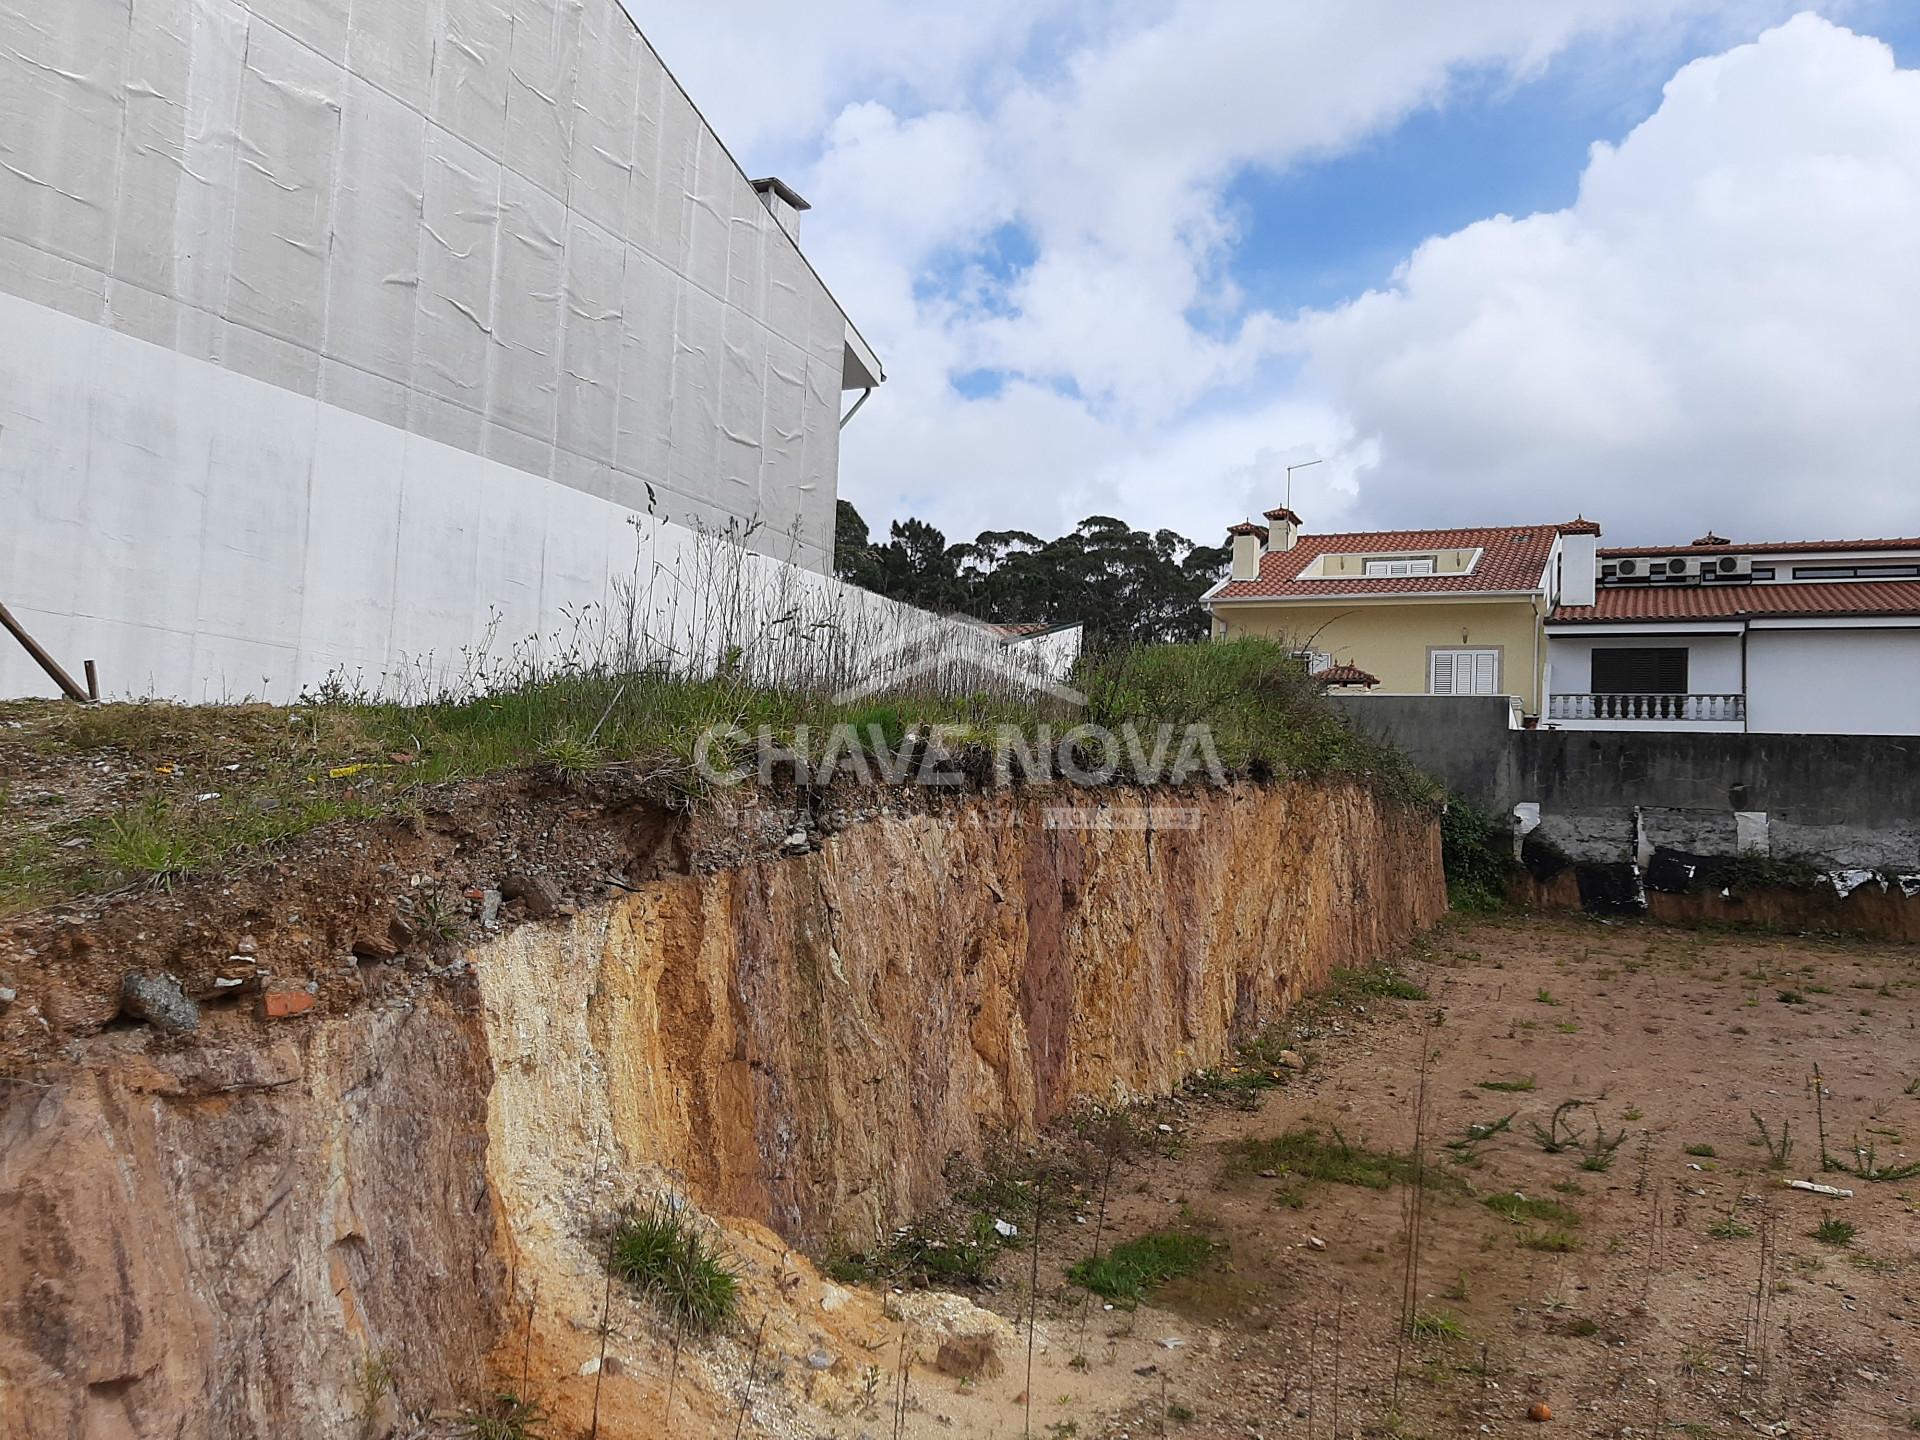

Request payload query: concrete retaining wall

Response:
[1335,695,1920,929]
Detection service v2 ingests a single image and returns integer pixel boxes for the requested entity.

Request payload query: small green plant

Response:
[537,723,601,778]
[1683,1142,1716,1158]
[1577,1126,1628,1172]
[1750,1110,1794,1169]
[1484,1192,1581,1228]
[1444,1112,1515,1154]
[1777,989,1805,1005]
[1810,1215,1857,1247]
[1708,1206,1753,1240]
[1478,1076,1535,1094]
[1621,1106,1644,1122]
[1520,1229,1581,1253]
[455,1393,547,1440]
[1844,1134,1920,1183]
[1227,1127,1460,1194]
[1559,1316,1600,1338]
[1442,1271,1470,1302]
[1526,1099,1587,1155]
[407,888,465,944]
[1166,1402,1195,1422]
[1410,1311,1464,1341]
[608,1198,740,1333]
[1534,988,1560,1006]
[93,798,196,887]
[1331,966,1428,1001]
[355,1351,398,1440]
[1067,1229,1220,1306]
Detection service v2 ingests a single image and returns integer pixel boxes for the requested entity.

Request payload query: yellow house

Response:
[1202,509,1602,719]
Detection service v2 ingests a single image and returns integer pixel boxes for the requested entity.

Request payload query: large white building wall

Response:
[0,291,962,702]
[1746,626,1920,736]
[0,0,868,580]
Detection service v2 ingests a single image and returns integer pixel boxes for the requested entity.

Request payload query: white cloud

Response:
[1299,13,1920,543]
[638,3,1916,553]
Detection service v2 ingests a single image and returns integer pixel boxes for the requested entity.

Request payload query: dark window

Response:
[1790,563,1920,580]
[1591,647,1689,694]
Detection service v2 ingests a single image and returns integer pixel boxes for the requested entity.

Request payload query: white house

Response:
[0,0,884,702]
[1544,533,1920,735]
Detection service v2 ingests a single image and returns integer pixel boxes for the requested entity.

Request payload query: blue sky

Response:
[1233,7,1920,317]
[646,4,1920,548]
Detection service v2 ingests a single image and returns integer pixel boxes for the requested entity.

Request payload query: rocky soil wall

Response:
[0,781,1441,1438]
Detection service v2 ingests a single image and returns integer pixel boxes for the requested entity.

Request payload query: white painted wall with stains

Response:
[0,0,889,699]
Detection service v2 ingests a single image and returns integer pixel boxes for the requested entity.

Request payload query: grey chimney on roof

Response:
[752,177,811,243]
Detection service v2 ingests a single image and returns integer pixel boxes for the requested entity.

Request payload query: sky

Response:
[635,2,1920,550]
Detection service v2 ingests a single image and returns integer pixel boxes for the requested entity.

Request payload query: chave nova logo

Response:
[693,615,1224,796]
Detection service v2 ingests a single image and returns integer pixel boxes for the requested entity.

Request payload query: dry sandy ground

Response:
[864,913,1920,1440]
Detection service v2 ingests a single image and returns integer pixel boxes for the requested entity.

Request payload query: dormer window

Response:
[1365,557,1436,577]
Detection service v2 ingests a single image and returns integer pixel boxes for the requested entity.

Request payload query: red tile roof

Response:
[1315,663,1380,687]
[1557,517,1602,536]
[1226,521,1268,539]
[1263,506,1303,525]
[1551,581,1920,624]
[1211,523,1558,601]
[1600,536,1920,558]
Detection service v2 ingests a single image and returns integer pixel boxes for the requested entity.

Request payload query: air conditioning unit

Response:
[1653,555,1700,582]
[1613,557,1645,580]
[1708,554,1752,579]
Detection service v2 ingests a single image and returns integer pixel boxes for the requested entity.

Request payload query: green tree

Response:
[834,502,1228,649]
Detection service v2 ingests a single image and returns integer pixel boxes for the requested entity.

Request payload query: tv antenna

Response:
[1286,457,1323,509]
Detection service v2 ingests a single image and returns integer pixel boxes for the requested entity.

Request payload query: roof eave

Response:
[1208,588,1542,605]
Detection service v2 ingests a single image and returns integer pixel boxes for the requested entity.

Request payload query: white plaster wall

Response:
[0,293,1015,703]
[1747,627,1920,735]
[1547,634,1745,697]
[0,0,858,575]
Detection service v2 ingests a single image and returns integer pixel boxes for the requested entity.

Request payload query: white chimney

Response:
[751,176,810,243]
[1228,522,1266,582]
[1557,519,1601,608]
[1263,506,1302,553]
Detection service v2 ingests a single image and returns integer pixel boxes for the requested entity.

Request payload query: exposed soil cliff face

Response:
[1,995,503,1439]
[0,782,1440,1438]
[483,783,1441,1250]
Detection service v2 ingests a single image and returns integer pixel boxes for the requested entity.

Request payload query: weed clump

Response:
[608,1199,740,1334]
[1810,1215,1857,1248]
[1331,966,1428,1002]
[1410,1311,1465,1341]
[454,1393,546,1440]
[824,1213,1011,1289]
[1483,1193,1581,1229]
[1067,1230,1220,1306]
[1478,1076,1536,1094]
[1227,1127,1459,1194]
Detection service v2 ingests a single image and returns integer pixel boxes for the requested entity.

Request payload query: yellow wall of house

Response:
[1210,598,1547,712]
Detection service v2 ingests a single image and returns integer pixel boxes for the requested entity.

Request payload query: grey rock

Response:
[120,973,200,1033]
[502,870,562,920]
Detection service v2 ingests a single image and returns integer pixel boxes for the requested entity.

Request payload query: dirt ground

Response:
[867,912,1920,1440]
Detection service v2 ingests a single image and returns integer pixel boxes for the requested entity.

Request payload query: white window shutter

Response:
[1430,652,1454,694]
[1473,651,1498,694]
